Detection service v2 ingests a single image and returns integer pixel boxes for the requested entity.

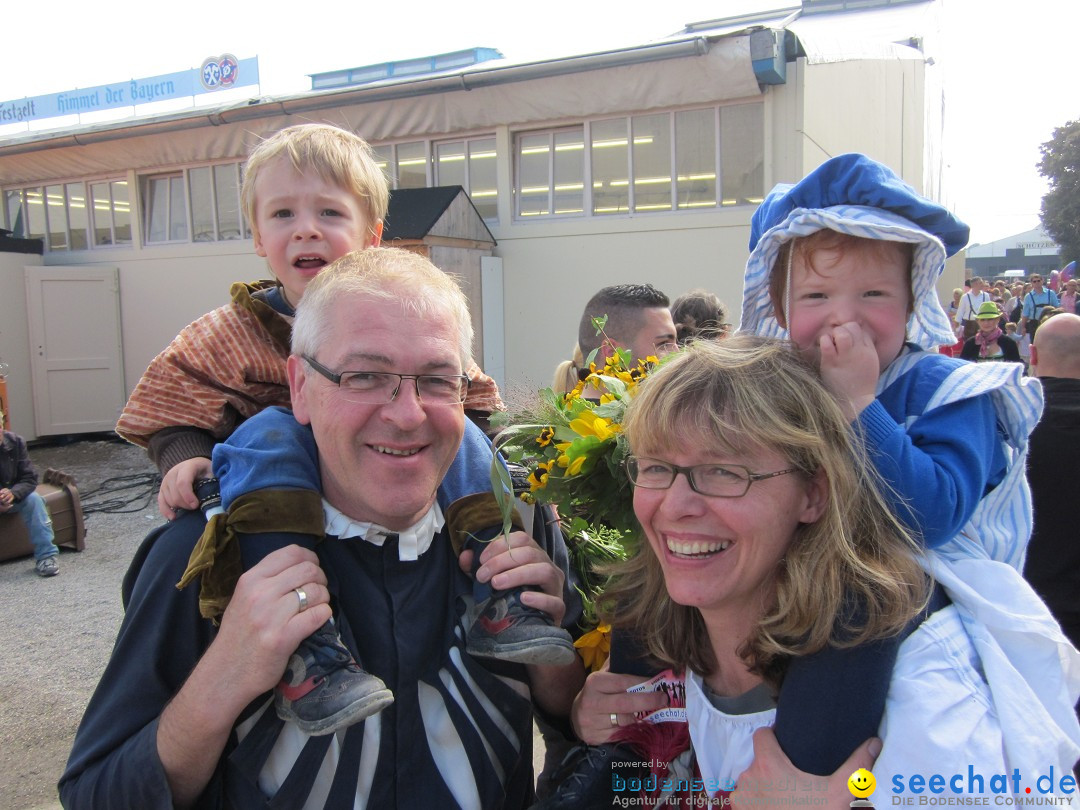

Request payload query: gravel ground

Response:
[0,434,160,810]
[1,434,550,809]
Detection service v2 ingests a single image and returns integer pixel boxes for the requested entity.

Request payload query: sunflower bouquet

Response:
[489,318,662,668]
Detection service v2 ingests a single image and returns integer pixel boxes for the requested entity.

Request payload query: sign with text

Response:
[0,56,259,125]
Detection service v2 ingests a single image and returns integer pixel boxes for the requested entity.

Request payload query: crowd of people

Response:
[45,124,1079,809]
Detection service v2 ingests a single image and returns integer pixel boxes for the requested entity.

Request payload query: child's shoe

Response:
[467,589,576,666]
[275,620,394,735]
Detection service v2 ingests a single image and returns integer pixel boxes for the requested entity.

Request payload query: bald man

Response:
[1024,312,1080,651]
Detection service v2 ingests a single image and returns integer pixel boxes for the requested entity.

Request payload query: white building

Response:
[0,0,953,439]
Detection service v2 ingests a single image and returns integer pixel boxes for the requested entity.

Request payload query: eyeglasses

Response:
[302,355,469,405]
[625,456,801,498]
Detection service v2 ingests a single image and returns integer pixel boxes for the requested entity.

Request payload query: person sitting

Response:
[0,414,60,577]
[571,336,1079,806]
[960,301,1022,363]
[59,249,585,809]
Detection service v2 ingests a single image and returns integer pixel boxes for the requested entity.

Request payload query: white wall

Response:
[798,57,926,189]
[0,251,43,438]
[44,240,268,395]
[491,208,754,394]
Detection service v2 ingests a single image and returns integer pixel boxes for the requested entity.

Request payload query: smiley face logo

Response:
[848,768,876,799]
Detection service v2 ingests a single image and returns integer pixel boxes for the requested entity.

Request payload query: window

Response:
[89,180,132,247]
[720,104,764,207]
[435,136,498,220]
[142,161,248,245]
[144,173,187,243]
[675,108,717,209]
[3,179,131,252]
[513,103,763,220]
[515,127,584,218]
[375,136,500,222]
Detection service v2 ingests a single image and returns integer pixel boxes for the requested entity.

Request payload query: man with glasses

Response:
[61,249,585,809]
[1021,273,1060,339]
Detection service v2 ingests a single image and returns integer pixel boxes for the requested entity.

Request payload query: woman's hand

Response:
[570,669,669,744]
[731,727,881,808]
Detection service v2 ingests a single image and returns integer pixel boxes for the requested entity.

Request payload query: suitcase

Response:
[0,468,86,562]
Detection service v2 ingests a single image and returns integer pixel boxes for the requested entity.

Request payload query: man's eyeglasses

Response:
[625,456,801,498]
[302,355,469,405]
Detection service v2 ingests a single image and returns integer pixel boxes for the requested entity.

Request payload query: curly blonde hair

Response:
[602,335,929,683]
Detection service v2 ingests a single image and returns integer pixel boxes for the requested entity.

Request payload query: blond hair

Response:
[603,336,928,683]
[241,123,389,241]
[552,344,586,395]
[292,247,473,370]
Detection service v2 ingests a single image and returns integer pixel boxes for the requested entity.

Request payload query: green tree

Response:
[1039,120,1080,265]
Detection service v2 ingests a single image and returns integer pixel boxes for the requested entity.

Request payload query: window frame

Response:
[374,134,500,223]
[140,159,248,246]
[512,101,763,223]
[2,176,134,252]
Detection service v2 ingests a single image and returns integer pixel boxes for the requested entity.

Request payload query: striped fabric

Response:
[117,283,503,451]
[224,529,538,809]
[739,205,957,351]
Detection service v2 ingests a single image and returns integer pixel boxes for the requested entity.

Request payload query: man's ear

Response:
[1029,345,1039,370]
[798,468,829,525]
[287,355,313,425]
[598,338,620,363]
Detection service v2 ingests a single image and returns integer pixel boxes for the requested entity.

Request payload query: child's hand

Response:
[818,323,879,421]
[158,457,213,520]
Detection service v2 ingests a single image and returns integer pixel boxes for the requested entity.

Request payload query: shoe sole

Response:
[467,636,578,667]
[279,688,395,737]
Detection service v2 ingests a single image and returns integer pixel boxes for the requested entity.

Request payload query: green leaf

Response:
[488,440,516,538]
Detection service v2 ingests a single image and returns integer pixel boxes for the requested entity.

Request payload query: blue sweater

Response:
[858,348,1006,548]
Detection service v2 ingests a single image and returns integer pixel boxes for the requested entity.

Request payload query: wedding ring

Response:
[294,587,309,613]
[609,713,618,727]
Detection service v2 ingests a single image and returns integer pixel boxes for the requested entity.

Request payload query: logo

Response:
[850,768,877,807]
[200,54,239,91]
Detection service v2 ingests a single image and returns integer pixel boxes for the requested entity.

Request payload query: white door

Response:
[25,266,125,436]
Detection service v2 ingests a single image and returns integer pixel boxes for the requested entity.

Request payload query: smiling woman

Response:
[567,335,1080,807]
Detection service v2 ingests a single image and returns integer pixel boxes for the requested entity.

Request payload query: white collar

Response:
[321,499,445,561]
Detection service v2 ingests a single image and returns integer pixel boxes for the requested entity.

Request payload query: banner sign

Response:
[0,55,259,125]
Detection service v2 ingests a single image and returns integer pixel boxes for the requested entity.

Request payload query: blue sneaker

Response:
[467,589,576,666]
[275,621,393,735]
